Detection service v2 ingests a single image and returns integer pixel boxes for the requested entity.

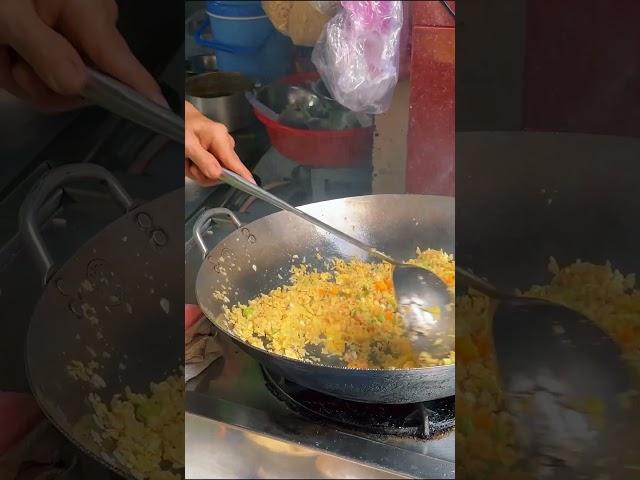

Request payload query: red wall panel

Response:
[413,0,455,27]
[406,1,455,195]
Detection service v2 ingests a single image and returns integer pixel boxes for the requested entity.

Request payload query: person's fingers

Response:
[0,47,27,98]
[2,50,85,112]
[185,131,223,180]
[11,60,50,98]
[188,164,207,183]
[185,160,218,187]
[220,149,256,184]
[184,159,205,182]
[12,59,87,112]
[4,2,87,96]
[62,1,164,104]
[186,157,221,187]
[204,124,255,183]
[184,168,199,183]
[83,29,165,104]
[186,106,254,183]
[190,165,218,187]
[184,161,200,183]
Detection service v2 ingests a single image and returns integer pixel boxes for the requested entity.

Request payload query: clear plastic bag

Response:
[312,1,403,114]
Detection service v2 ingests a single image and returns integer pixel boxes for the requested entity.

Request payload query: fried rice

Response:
[89,373,185,480]
[220,248,455,369]
[456,258,640,479]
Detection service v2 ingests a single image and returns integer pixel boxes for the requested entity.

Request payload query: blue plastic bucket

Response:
[194,1,293,84]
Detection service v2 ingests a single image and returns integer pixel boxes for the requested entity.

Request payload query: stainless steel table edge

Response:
[186,391,455,479]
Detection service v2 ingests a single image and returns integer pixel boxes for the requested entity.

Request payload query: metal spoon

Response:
[81,67,451,350]
[457,267,635,475]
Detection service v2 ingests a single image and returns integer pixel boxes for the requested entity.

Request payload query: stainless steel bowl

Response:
[256,84,323,114]
[186,72,256,132]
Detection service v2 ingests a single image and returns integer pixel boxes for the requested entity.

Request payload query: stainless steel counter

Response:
[186,410,410,479]
[185,332,455,479]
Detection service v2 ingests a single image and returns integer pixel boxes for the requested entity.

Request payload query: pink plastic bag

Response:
[312,1,403,114]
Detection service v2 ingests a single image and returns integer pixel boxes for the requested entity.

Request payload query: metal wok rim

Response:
[23,189,184,480]
[24,342,184,480]
[196,193,455,374]
[23,341,133,479]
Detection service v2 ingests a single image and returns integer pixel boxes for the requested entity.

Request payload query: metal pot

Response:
[186,72,256,132]
[185,54,217,75]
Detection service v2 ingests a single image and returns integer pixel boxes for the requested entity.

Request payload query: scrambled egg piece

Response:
[222,248,455,369]
[456,258,640,480]
[89,373,185,480]
[67,359,106,389]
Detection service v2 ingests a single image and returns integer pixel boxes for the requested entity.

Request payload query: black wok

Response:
[20,164,183,479]
[195,194,455,404]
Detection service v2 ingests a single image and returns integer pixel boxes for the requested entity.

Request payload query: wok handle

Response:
[19,164,135,286]
[193,208,242,257]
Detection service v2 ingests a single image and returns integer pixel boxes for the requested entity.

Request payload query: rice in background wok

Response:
[89,373,185,480]
[456,258,640,479]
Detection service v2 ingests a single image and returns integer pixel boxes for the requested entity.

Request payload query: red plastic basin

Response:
[252,73,374,168]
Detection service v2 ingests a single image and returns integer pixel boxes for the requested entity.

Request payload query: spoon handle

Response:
[219,169,398,264]
[79,68,397,265]
[83,67,183,143]
[455,266,511,299]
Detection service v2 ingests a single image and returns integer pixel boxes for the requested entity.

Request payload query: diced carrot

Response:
[374,280,388,292]
[617,326,636,346]
[473,410,493,431]
[475,334,492,357]
[384,311,393,321]
[457,336,479,362]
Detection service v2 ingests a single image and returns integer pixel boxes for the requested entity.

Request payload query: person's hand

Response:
[185,100,255,186]
[0,0,164,111]
[185,304,203,331]
[0,392,43,456]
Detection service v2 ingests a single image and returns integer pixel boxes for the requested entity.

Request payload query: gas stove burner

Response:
[262,367,454,438]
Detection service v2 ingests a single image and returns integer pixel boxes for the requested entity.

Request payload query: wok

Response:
[456,132,640,478]
[20,164,183,479]
[195,194,455,404]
